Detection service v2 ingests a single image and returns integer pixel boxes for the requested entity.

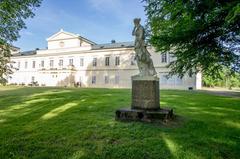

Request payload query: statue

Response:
[115,18,173,122]
[132,18,157,76]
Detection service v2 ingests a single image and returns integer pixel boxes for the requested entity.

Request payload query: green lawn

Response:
[0,87,239,159]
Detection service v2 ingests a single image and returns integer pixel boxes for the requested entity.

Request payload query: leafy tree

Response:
[0,0,42,84]
[203,68,240,89]
[144,0,240,78]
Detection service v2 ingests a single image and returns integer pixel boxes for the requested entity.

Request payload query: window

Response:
[188,70,193,78]
[169,53,175,62]
[59,59,63,67]
[115,75,120,84]
[161,53,167,63]
[50,60,54,68]
[41,61,44,68]
[92,76,96,84]
[18,62,20,69]
[79,76,82,83]
[167,77,175,85]
[160,75,167,85]
[25,62,28,69]
[93,58,97,67]
[52,74,58,78]
[31,76,35,82]
[105,56,110,66]
[69,59,73,66]
[59,41,64,47]
[104,76,109,84]
[131,61,135,65]
[32,61,36,68]
[78,77,82,87]
[131,54,135,65]
[175,76,183,85]
[115,56,120,66]
[80,58,84,67]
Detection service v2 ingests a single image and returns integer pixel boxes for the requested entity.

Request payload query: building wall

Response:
[9,47,200,90]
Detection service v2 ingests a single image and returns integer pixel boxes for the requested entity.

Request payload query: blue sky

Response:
[13,0,146,51]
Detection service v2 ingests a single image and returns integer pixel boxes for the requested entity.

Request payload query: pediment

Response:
[47,29,79,41]
[46,29,96,46]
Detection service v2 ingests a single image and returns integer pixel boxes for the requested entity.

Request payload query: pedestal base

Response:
[131,76,160,110]
[115,108,173,122]
[115,75,174,123]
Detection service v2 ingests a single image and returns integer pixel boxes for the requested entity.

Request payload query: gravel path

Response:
[200,88,240,98]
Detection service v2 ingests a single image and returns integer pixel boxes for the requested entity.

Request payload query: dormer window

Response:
[59,41,65,47]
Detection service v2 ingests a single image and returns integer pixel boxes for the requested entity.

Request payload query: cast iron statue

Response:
[132,18,157,76]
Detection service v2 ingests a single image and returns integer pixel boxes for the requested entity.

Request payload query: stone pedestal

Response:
[132,76,160,110]
[116,108,173,122]
[115,75,174,122]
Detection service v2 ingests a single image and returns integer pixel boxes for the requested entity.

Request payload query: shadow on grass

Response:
[0,87,239,158]
[159,90,240,158]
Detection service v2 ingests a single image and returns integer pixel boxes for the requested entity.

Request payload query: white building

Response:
[9,29,202,89]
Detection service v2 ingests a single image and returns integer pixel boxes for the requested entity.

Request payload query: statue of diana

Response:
[132,18,157,77]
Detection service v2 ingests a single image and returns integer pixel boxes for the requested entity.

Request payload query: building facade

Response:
[9,29,202,89]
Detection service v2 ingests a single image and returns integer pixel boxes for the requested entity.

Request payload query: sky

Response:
[13,0,147,51]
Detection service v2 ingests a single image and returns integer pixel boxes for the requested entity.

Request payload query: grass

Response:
[0,86,239,159]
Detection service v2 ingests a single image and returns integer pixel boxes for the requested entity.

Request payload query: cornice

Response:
[11,47,134,59]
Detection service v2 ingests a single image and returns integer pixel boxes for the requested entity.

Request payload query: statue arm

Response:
[132,27,136,36]
[135,27,145,49]
[138,26,144,40]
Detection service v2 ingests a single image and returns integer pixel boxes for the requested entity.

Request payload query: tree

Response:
[0,0,42,84]
[203,68,240,89]
[144,0,240,78]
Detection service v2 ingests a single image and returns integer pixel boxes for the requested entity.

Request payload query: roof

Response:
[79,35,97,45]
[92,42,134,50]
[12,50,37,57]
[11,42,134,57]
[10,45,20,51]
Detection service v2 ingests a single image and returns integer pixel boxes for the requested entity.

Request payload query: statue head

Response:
[133,18,141,26]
